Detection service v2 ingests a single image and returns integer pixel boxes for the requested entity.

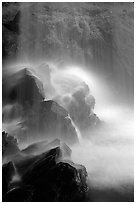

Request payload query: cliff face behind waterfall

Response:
[2,2,134,105]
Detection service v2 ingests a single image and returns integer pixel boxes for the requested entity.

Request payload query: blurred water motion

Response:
[2,2,134,202]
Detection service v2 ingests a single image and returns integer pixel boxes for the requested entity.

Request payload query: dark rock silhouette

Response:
[3,68,78,145]
[3,68,45,106]
[3,141,88,202]
[3,161,16,195]
[2,2,134,202]
[3,185,34,202]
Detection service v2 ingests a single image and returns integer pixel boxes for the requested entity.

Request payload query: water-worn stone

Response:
[3,143,88,202]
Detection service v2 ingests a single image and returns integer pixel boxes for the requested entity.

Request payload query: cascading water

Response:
[2,2,133,202]
[10,162,21,184]
[66,114,82,143]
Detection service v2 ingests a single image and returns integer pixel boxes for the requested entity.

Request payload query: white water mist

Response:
[3,62,134,193]
[71,105,134,193]
[66,114,82,142]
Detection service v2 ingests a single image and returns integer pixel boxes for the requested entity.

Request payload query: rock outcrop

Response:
[67,83,100,130]
[2,140,88,202]
[3,68,45,106]
[3,68,78,145]
[22,138,72,158]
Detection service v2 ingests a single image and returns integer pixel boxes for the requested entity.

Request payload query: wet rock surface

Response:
[2,68,45,106]
[2,140,88,202]
[3,68,78,145]
[67,84,101,130]
[2,3,133,202]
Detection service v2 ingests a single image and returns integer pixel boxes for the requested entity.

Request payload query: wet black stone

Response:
[3,185,34,202]
[2,68,78,145]
[2,162,16,196]
[3,145,88,202]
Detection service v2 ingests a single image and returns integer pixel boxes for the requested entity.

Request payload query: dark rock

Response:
[3,185,34,202]
[22,147,88,201]
[3,162,14,196]
[2,131,20,163]
[67,84,100,130]
[27,161,87,201]
[3,68,78,145]
[14,139,72,176]
[3,143,88,202]
[3,68,45,106]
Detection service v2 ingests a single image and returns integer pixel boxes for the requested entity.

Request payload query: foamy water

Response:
[66,114,83,142]
[3,62,134,193]
[71,106,134,190]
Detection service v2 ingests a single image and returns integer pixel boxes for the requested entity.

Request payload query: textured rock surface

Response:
[3,162,16,195]
[67,84,100,130]
[3,142,88,202]
[22,138,72,159]
[3,68,45,106]
[3,68,78,145]
[2,3,134,202]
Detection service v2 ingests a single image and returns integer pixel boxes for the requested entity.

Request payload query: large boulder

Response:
[3,68,78,145]
[3,67,45,106]
[60,83,101,130]
[22,138,72,158]
[10,99,78,145]
[3,141,88,202]
[71,90,100,130]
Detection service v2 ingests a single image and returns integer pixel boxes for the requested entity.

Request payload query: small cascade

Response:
[66,114,82,143]
[11,162,21,184]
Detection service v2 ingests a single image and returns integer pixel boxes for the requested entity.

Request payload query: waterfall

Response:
[66,114,82,143]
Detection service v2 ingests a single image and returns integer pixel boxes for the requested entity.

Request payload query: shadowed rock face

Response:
[3,162,16,196]
[3,66,100,144]
[3,68,45,106]
[2,100,78,146]
[24,100,78,144]
[2,140,88,202]
[3,68,78,145]
[22,136,72,159]
[67,84,101,130]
